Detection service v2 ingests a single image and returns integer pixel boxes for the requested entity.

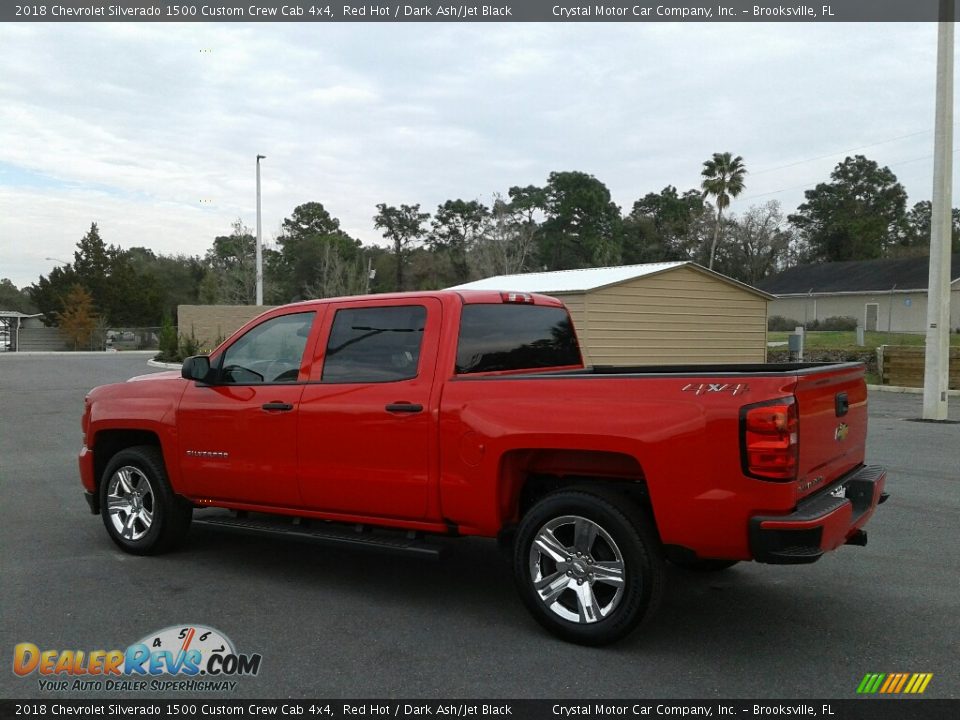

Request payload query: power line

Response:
[747,122,960,178]
[748,129,935,176]
[739,148,960,203]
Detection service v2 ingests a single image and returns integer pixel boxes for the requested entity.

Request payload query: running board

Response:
[192,514,443,560]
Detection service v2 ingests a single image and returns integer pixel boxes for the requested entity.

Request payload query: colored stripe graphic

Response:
[857,673,932,694]
[892,673,909,693]
[857,674,882,693]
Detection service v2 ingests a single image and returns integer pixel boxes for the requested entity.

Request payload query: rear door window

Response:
[321,306,427,383]
[456,304,581,374]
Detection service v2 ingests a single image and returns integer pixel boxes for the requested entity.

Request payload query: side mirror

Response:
[181,355,211,382]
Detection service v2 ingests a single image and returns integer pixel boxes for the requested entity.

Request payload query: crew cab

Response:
[79,290,887,645]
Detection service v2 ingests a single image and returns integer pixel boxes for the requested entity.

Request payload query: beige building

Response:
[451,262,771,365]
[178,304,276,351]
[758,254,960,333]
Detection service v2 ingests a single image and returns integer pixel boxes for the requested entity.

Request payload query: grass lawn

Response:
[767,330,960,352]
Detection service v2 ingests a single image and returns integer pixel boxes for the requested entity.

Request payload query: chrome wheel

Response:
[106,466,155,542]
[528,514,625,624]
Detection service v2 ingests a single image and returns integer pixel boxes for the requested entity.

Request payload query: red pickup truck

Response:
[80,290,887,645]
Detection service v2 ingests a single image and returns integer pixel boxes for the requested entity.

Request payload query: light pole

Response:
[256,154,266,306]
[923,0,954,420]
[45,257,71,266]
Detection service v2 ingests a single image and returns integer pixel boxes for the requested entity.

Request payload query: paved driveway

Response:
[1,354,957,699]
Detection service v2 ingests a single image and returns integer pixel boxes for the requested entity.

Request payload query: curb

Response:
[0,350,156,357]
[147,359,183,370]
[867,384,960,397]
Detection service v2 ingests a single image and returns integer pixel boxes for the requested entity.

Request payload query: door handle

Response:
[262,402,294,412]
[835,392,849,417]
[385,402,423,413]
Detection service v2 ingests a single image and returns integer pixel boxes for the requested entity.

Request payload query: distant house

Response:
[0,310,44,351]
[758,254,960,333]
[451,262,772,365]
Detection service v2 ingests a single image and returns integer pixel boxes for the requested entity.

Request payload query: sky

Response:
[0,20,955,289]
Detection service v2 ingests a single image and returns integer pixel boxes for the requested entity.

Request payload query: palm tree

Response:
[701,152,747,269]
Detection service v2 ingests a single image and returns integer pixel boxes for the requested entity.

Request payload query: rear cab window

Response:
[321,305,427,383]
[456,304,582,374]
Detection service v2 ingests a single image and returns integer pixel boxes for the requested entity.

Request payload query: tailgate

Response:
[793,364,868,499]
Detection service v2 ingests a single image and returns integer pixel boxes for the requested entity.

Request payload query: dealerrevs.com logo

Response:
[13,625,262,692]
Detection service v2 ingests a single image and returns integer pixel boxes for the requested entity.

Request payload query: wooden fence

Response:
[880,346,960,389]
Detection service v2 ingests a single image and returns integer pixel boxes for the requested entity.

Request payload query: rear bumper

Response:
[749,464,887,564]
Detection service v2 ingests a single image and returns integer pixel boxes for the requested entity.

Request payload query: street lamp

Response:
[45,257,71,266]
[256,154,266,306]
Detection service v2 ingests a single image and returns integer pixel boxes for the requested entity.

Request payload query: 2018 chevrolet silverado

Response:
[79,290,887,645]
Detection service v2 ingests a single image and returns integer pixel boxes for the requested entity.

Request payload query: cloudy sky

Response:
[0,21,954,288]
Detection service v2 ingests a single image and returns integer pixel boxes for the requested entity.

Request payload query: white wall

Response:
[770,288,960,333]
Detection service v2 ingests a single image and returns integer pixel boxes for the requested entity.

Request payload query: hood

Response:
[128,370,182,382]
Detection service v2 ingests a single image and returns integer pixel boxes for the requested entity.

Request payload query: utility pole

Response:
[923,0,954,420]
[256,154,266,306]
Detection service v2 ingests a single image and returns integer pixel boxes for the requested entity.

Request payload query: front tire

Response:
[513,488,664,646]
[99,446,192,555]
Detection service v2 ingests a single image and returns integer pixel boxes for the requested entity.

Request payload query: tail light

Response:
[740,398,798,481]
[500,292,535,304]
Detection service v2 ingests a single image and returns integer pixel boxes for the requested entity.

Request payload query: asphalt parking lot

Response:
[1,353,957,700]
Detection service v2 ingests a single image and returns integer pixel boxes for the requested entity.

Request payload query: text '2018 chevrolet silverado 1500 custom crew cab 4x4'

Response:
[80,290,888,645]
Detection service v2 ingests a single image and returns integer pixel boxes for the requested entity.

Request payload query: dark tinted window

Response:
[219,312,315,384]
[322,306,426,383]
[456,304,581,374]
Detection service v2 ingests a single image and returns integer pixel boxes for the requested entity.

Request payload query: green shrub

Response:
[806,316,858,331]
[157,315,178,362]
[178,328,201,359]
[768,315,802,331]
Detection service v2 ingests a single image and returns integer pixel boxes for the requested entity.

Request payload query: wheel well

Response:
[93,430,161,492]
[498,449,651,529]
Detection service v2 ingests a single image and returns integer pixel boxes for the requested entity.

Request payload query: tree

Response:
[203,220,260,304]
[622,186,706,264]
[788,155,908,262]
[429,199,489,285]
[537,171,622,270]
[899,200,960,256]
[276,203,363,300]
[373,203,430,291]
[30,223,151,326]
[29,263,79,326]
[701,152,747,270]
[57,285,98,350]
[714,201,794,284]
[471,193,538,277]
[281,201,345,238]
[32,223,161,327]
[126,248,206,320]
[0,279,38,314]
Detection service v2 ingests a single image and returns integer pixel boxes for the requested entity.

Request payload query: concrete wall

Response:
[177,305,276,350]
[770,287,960,333]
[578,265,768,365]
[17,327,69,352]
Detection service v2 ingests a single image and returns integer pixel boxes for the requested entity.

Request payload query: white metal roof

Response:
[449,262,690,293]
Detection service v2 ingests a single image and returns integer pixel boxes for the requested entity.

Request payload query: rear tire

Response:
[513,487,664,646]
[99,446,192,555]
